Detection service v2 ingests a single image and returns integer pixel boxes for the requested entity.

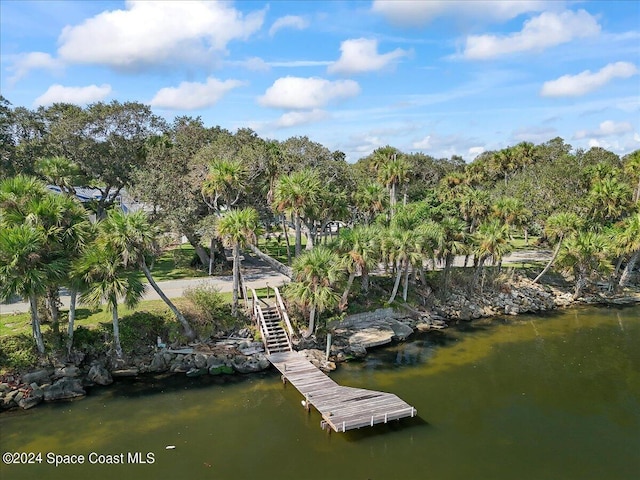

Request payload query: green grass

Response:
[139,244,208,282]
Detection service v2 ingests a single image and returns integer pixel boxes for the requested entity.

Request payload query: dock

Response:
[268,351,417,433]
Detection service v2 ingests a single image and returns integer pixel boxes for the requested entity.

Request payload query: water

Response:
[1,306,639,480]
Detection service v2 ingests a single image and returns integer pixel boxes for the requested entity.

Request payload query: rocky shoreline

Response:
[2,276,638,412]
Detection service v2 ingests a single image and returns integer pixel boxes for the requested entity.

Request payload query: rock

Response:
[186,367,208,377]
[43,378,85,401]
[149,353,168,373]
[194,354,207,369]
[18,386,43,410]
[349,326,394,348]
[388,320,413,341]
[111,368,139,377]
[208,365,233,375]
[87,364,113,385]
[21,369,52,385]
[54,366,81,379]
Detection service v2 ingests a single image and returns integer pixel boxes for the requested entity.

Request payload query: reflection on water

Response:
[2,306,639,480]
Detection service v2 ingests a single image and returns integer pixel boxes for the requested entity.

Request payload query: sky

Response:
[1,0,639,162]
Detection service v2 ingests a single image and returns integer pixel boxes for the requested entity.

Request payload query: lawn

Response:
[139,244,208,282]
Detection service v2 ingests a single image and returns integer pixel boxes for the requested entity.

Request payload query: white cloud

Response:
[34,84,111,106]
[463,10,600,60]
[269,15,308,36]
[227,57,271,71]
[258,77,360,110]
[372,0,550,27]
[468,146,485,157]
[8,52,63,83]
[57,1,265,69]
[412,135,431,149]
[573,120,633,139]
[150,77,246,110]
[328,38,409,75]
[511,126,558,143]
[541,62,638,97]
[274,109,329,128]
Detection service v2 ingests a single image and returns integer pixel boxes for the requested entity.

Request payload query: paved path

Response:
[0,254,291,315]
[0,249,551,315]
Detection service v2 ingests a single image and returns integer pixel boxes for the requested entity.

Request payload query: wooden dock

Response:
[268,351,417,433]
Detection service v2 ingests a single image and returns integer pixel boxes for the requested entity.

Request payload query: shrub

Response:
[116,311,171,355]
[183,284,237,337]
[0,334,39,372]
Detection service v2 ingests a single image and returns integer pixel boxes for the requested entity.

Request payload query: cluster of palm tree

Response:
[0,174,196,359]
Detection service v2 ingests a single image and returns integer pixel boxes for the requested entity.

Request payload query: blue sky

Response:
[1,0,639,162]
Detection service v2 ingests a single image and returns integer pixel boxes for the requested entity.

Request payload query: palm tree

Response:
[556,230,613,299]
[273,169,322,256]
[334,225,380,308]
[217,207,261,316]
[492,197,531,240]
[34,156,82,195]
[0,225,66,354]
[623,150,640,204]
[286,246,343,337]
[201,158,247,211]
[618,212,640,287]
[383,227,425,303]
[472,220,513,289]
[533,212,583,283]
[378,154,409,218]
[354,182,388,225]
[101,209,197,339]
[0,175,90,350]
[436,216,469,294]
[587,176,633,223]
[76,244,146,359]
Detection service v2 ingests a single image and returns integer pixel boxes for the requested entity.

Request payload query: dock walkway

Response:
[268,351,417,433]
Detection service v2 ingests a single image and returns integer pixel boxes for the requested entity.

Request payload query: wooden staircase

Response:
[251,288,294,355]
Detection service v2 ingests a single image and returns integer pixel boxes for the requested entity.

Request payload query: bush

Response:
[73,326,108,356]
[0,334,39,372]
[183,284,237,337]
[113,311,171,355]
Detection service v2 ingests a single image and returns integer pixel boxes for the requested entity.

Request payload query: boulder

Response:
[43,378,85,401]
[389,320,413,341]
[21,369,52,385]
[194,354,207,369]
[149,353,168,373]
[87,364,113,385]
[53,366,81,379]
[348,326,394,348]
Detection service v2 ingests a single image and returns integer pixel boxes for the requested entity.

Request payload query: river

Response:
[1,305,639,480]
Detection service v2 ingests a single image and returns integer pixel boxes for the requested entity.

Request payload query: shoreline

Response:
[2,276,639,412]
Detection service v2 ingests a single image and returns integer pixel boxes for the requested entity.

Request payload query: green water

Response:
[1,306,639,480]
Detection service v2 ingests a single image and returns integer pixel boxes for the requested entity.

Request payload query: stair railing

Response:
[251,288,272,355]
[274,286,295,339]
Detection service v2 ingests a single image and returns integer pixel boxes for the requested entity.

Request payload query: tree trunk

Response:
[402,262,410,301]
[304,223,314,251]
[390,182,397,218]
[29,295,45,354]
[112,302,123,359]
[294,212,302,257]
[340,271,356,310]
[248,244,293,279]
[619,250,640,287]
[231,243,240,317]
[46,288,60,334]
[533,237,563,283]
[304,305,316,338]
[141,258,196,339]
[473,257,486,289]
[209,237,215,275]
[362,267,370,293]
[66,289,77,357]
[573,269,587,300]
[185,233,210,268]
[388,260,403,303]
[281,215,292,265]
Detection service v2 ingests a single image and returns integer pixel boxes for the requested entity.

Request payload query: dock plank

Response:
[268,351,416,433]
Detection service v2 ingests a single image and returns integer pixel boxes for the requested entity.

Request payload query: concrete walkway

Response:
[0,254,291,315]
[0,249,551,316]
